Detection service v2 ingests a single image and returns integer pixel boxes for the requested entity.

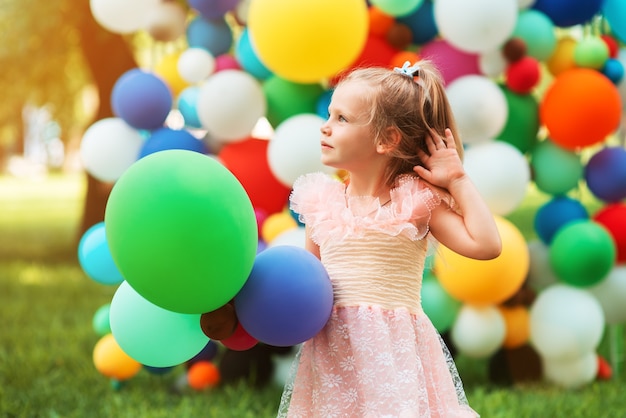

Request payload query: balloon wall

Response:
[80,0,626,390]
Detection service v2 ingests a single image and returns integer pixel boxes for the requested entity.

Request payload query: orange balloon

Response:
[498,305,530,349]
[434,216,528,305]
[369,6,395,38]
[93,334,142,380]
[187,361,221,390]
[540,68,621,150]
[546,36,577,77]
[390,51,421,70]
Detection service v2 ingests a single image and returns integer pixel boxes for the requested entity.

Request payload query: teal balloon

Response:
[549,220,616,287]
[512,9,557,61]
[531,139,583,195]
[92,303,111,337]
[110,281,209,368]
[370,0,424,17]
[421,274,461,333]
[496,84,539,154]
[105,150,258,314]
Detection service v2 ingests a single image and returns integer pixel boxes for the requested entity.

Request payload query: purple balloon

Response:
[188,0,239,19]
[420,39,480,86]
[111,69,172,131]
[585,147,626,203]
[139,128,207,159]
[235,245,333,347]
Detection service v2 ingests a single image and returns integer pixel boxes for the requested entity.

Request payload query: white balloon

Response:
[434,0,518,53]
[145,1,187,42]
[196,70,266,142]
[267,114,336,187]
[530,284,605,361]
[589,265,626,324]
[178,48,216,84]
[269,227,306,248]
[463,141,530,215]
[543,352,598,388]
[527,239,559,292]
[89,0,160,34]
[451,305,506,358]
[446,75,508,144]
[478,49,507,78]
[79,118,144,182]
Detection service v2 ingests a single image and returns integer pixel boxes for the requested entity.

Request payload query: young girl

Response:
[277,61,502,417]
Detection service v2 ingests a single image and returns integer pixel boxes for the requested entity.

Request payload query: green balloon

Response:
[496,84,539,154]
[549,220,616,287]
[574,38,609,70]
[421,275,461,333]
[531,139,583,195]
[263,76,324,127]
[105,150,258,314]
[92,303,111,337]
[110,281,209,368]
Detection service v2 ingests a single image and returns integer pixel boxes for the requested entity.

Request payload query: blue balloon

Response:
[532,0,604,28]
[177,87,203,128]
[234,245,333,347]
[139,128,207,159]
[602,58,625,85]
[235,28,273,80]
[78,222,125,285]
[585,147,626,202]
[186,16,233,57]
[534,196,588,245]
[315,89,333,119]
[188,341,220,365]
[111,69,172,131]
[398,0,438,45]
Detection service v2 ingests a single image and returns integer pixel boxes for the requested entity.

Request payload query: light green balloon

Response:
[105,150,258,314]
[574,37,609,70]
[531,139,583,195]
[370,0,424,17]
[421,274,462,333]
[263,76,324,127]
[110,281,209,368]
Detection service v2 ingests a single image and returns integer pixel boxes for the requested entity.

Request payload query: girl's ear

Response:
[376,127,401,154]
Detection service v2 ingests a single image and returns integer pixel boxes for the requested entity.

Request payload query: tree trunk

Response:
[73,2,138,239]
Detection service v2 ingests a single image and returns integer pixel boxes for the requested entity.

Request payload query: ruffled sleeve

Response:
[289,172,449,245]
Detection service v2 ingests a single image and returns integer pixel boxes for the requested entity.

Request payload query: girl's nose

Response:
[320,123,330,135]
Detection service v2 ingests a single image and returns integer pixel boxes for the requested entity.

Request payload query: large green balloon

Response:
[549,220,616,287]
[110,281,209,367]
[496,84,539,154]
[105,150,258,314]
[531,139,583,195]
[421,273,461,333]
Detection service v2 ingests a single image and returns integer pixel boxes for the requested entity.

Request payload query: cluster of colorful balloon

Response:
[81,0,626,390]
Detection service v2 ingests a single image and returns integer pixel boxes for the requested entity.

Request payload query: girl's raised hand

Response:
[413,128,466,189]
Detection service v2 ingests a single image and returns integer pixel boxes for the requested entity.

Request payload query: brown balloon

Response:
[502,38,527,63]
[200,302,238,340]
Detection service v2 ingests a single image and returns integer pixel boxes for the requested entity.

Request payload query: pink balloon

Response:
[420,39,481,85]
[215,54,241,72]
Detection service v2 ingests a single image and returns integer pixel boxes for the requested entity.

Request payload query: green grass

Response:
[1,174,625,417]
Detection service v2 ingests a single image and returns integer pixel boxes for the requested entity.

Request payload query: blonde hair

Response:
[336,60,463,188]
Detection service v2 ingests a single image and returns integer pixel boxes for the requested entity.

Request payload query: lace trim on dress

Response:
[290,172,444,247]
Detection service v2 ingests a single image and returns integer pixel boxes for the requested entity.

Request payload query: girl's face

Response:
[319,81,381,171]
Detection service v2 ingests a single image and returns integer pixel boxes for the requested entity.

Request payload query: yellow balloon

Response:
[434,216,529,306]
[546,36,577,77]
[498,305,530,349]
[154,52,190,97]
[261,211,298,243]
[93,334,142,380]
[248,0,369,83]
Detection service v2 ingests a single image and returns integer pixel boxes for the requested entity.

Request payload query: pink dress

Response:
[277,172,478,418]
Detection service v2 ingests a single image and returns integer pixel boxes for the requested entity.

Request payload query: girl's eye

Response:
[338,115,347,122]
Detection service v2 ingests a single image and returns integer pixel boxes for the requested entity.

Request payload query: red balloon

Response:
[539,68,621,150]
[220,322,258,351]
[330,34,398,85]
[505,56,541,94]
[218,137,291,216]
[593,203,626,263]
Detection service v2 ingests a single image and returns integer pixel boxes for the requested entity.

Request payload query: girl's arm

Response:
[413,129,502,260]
